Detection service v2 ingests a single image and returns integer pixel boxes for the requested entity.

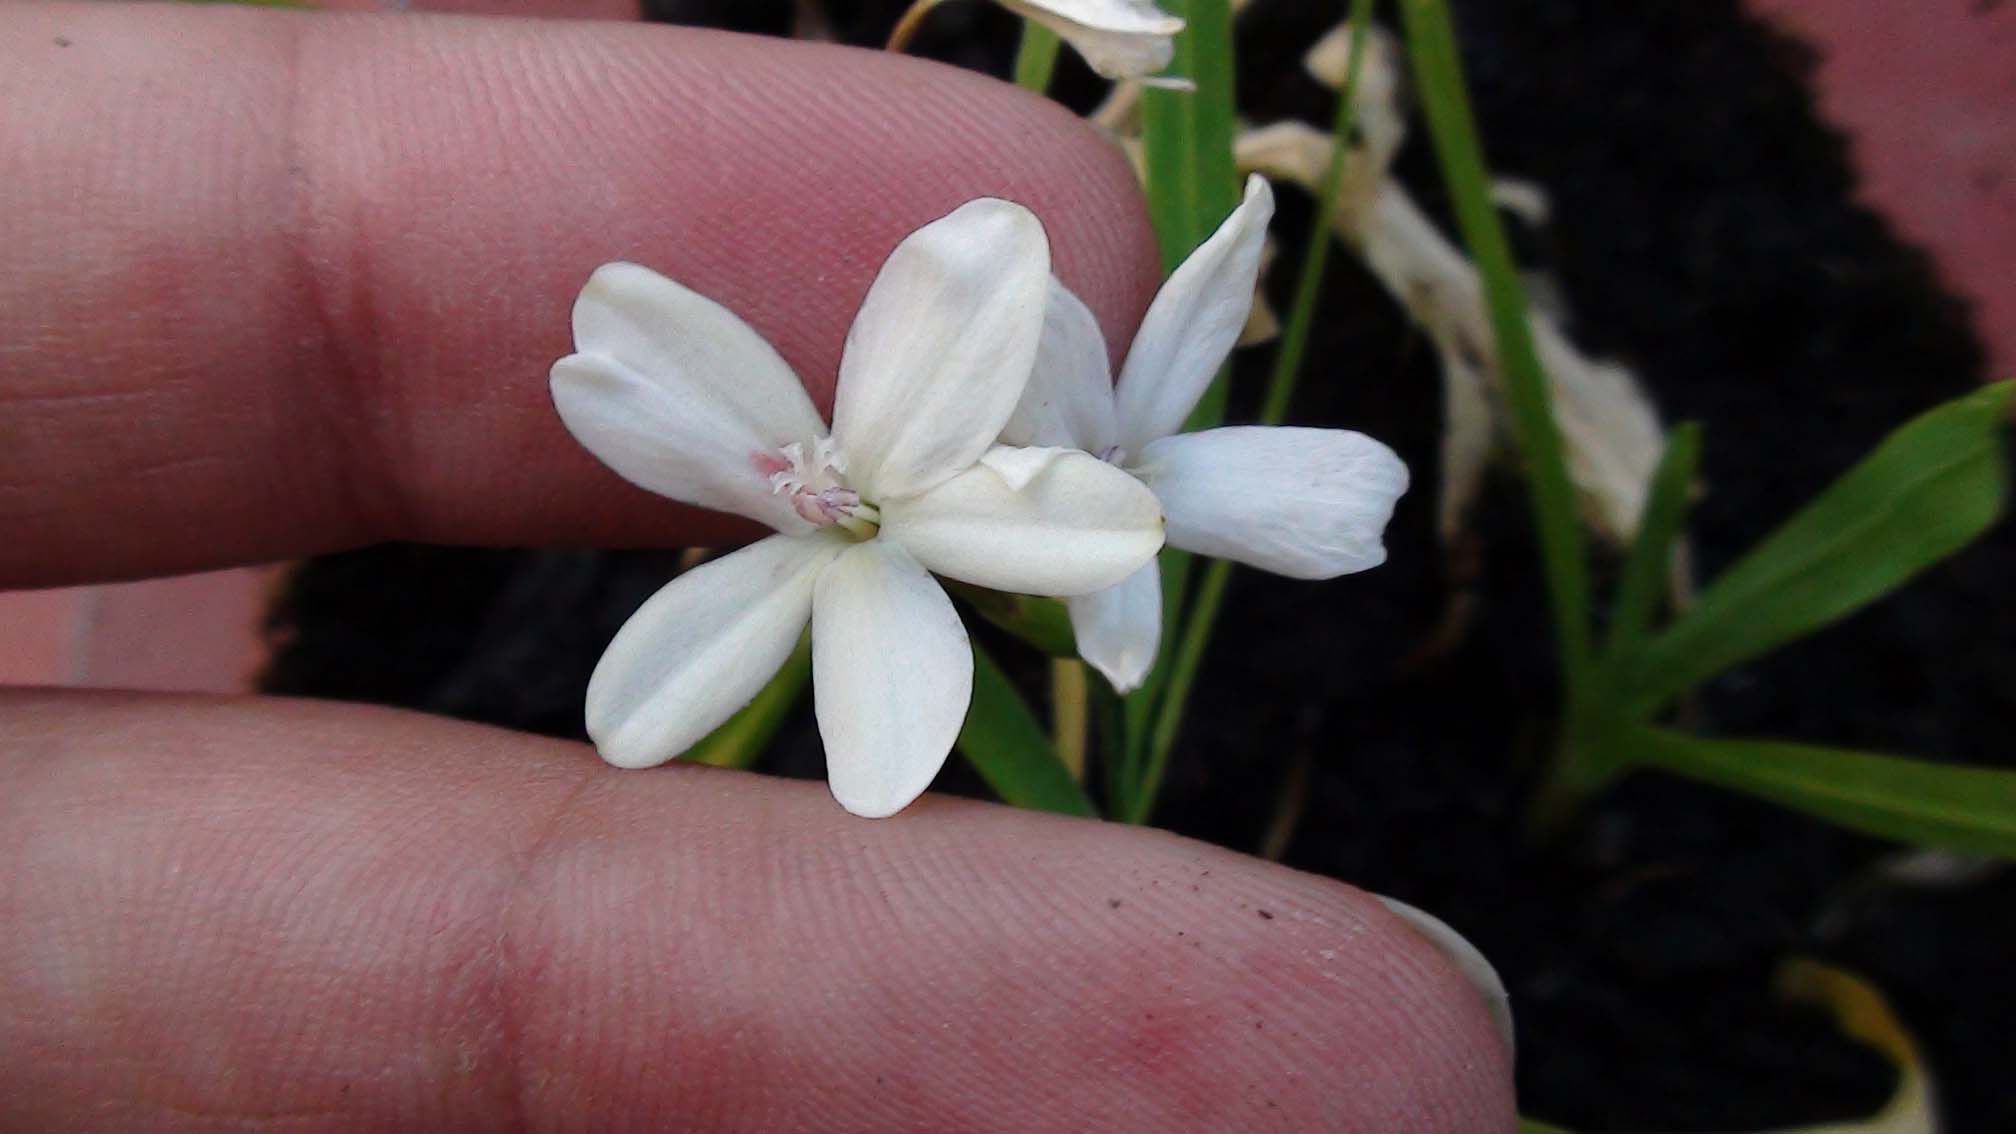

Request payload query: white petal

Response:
[882,446,1164,597]
[553,262,826,533]
[812,542,971,819]
[999,0,1184,81]
[831,199,1051,500]
[585,534,840,769]
[1113,175,1275,453]
[1134,426,1407,580]
[1000,279,1120,453]
[1067,561,1162,694]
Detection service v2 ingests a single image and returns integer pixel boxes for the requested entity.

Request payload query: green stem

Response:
[686,635,811,769]
[1121,0,1239,816]
[1051,658,1090,781]
[1524,700,1618,836]
[1012,21,1062,92]
[1123,0,1374,825]
[1125,557,1232,823]
[1259,0,1378,424]
[1399,0,1595,690]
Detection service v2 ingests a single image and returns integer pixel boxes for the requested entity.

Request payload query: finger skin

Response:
[0,3,1160,587]
[0,692,1515,1132]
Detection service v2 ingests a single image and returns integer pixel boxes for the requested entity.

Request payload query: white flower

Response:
[1003,175,1409,693]
[999,0,1187,83]
[551,200,1165,818]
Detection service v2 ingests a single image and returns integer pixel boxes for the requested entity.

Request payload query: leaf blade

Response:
[686,635,810,770]
[959,642,1098,818]
[1627,382,2012,710]
[1627,726,2016,858]
[1602,422,1701,664]
[1399,0,1595,687]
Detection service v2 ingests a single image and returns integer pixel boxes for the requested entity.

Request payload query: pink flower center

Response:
[754,439,879,534]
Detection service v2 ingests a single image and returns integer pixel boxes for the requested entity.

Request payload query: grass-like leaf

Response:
[1139,0,1240,427]
[944,581,1077,657]
[1122,0,1241,818]
[1627,726,2016,859]
[1125,0,1381,825]
[1601,422,1701,662]
[960,642,1099,817]
[1399,0,1595,687]
[687,636,811,769]
[1012,20,1062,92]
[1626,382,2012,712]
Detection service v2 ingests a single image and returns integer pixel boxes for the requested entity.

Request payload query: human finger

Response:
[0,3,1158,586]
[0,690,1515,1132]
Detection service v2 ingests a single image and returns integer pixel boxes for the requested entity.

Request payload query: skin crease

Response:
[0,4,1516,1131]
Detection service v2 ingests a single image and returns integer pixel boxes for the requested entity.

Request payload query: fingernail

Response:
[1377,895,1515,1061]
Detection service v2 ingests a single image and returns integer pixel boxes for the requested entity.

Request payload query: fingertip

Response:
[0,8,1163,581]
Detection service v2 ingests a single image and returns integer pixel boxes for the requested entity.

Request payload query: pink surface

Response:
[1750,0,2016,380]
[0,569,277,693]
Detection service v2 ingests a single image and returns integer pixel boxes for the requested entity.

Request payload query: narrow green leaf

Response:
[1627,726,2016,859]
[1602,422,1701,662]
[1117,547,1194,817]
[1258,0,1378,427]
[1011,20,1062,93]
[1399,0,1595,688]
[1517,1120,1576,1134]
[1123,0,1240,810]
[1140,13,1200,274]
[942,581,1076,657]
[960,643,1099,817]
[1124,0,1380,826]
[686,636,810,770]
[1627,382,2012,711]
[1125,555,1232,823]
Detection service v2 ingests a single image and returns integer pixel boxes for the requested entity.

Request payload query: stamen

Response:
[754,440,878,537]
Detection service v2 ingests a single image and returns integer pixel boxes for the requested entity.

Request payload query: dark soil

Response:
[264,1,2014,1129]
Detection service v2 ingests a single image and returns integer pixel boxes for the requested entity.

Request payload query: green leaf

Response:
[1011,20,1062,93]
[1126,0,1381,826]
[1626,382,2012,712]
[686,636,810,770]
[1399,0,1595,689]
[1122,0,1240,815]
[1140,0,1239,430]
[942,581,1076,657]
[959,643,1098,818]
[1258,0,1377,427]
[1602,422,1701,662]
[1517,1120,1576,1134]
[1627,726,2016,858]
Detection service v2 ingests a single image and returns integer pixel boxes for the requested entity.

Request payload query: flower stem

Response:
[1260,0,1378,424]
[1123,0,1376,826]
[1121,0,1238,820]
[1398,0,1594,689]
[1050,658,1089,781]
[1013,20,1063,92]
[884,0,942,54]
[1125,556,1232,823]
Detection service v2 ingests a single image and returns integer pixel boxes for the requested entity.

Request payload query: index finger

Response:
[0,2,1159,587]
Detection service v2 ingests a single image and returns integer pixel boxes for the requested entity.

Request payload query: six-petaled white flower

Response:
[1003,174,1410,692]
[552,200,1165,818]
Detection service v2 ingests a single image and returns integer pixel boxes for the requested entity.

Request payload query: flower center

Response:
[755,439,880,538]
[1097,444,1128,466]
